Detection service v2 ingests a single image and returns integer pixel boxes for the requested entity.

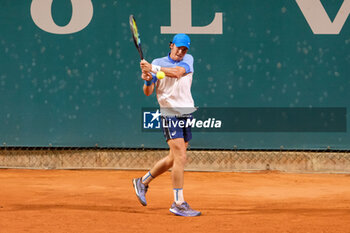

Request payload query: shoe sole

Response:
[132,179,147,206]
[169,208,201,217]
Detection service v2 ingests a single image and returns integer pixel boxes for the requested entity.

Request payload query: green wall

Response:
[0,0,349,149]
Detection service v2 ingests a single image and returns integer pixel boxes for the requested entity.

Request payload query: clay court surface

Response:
[0,169,350,233]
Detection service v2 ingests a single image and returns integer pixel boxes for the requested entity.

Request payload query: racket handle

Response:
[139,46,144,60]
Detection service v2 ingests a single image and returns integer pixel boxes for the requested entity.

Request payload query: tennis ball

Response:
[156,71,165,80]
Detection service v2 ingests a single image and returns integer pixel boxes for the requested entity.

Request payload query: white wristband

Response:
[151,64,161,73]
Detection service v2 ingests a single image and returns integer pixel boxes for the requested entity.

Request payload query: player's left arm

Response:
[140,55,193,79]
[159,66,186,79]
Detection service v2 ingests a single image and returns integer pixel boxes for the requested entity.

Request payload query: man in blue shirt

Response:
[132,33,201,217]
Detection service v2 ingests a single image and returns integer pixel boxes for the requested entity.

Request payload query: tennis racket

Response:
[129,15,144,60]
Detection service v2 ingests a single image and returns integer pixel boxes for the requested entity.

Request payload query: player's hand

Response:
[141,72,153,81]
[140,59,152,73]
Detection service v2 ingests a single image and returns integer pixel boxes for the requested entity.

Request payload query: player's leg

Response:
[143,115,180,182]
[141,137,189,185]
[132,116,175,206]
[136,140,186,192]
[144,141,188,185]
[168,138,187,190]
[133,152,174,207]
[168,138,200,217]
[147,150,174,180]
[168,117,200,217]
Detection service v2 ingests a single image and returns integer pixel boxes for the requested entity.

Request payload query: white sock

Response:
[173,188,184,205]
[141,171,154,185]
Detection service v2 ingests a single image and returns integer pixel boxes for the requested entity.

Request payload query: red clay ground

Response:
[0,169,350,233]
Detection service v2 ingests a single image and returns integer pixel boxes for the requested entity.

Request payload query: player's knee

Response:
[174,152,187,165]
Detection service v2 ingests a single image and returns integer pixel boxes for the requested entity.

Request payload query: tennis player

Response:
[132,33,201,217]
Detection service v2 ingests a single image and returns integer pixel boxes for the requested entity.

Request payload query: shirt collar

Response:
[167,53,183,63]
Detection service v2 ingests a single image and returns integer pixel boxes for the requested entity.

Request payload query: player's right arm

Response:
[141,72,154,96]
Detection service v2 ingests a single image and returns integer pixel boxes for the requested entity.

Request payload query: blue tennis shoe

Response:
[169,202,201,217]
[132,177,148,206]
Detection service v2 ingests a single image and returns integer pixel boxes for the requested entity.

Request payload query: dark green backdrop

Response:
[0,0,349,149]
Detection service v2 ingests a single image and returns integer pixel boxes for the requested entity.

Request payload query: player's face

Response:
[170,44,188,61]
